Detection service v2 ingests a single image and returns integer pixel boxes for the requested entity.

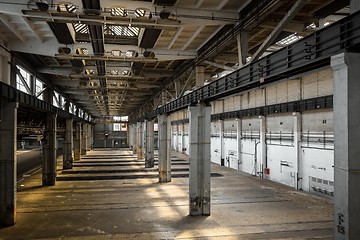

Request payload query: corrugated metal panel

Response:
[139,29,162,49]
[48,22,74,44]
[153,0,177,6]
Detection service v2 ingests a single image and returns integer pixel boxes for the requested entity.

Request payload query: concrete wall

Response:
[171,68,334,198]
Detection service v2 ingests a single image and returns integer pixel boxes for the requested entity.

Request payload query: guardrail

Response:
[132,10,360,122]
[0,81,91,122]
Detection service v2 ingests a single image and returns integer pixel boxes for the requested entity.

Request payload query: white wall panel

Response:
[211,137,222,165]
[277,81,288,104]
[266,114,294,132]
[255,89,265,107]
[287,79,301,101]
[266,84,277,105]
[317,68,333,96]
[301,148,334,193]
[267,145,297,187]
[240,140,256,175]
[302,72,318,99]
[223,138,238,170]
[302,110,333,132]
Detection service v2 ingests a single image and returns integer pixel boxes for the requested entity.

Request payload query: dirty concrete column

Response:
[259,116,266,178]
[196,65,205,88]
[331,52,360,239]
[87,124,92,151]
[63,118,73,169]
[137,121,144,159]
[42,113,57,186]
[219,120,224,166]
[145,120,155,168]
[173,123,178,151]
[132,124,137,154]
[236,118,242,171]
[293,112,302,190]
[0,100,17,226]
[126,124,132,150]
[237,31,248,67]
[180,123,185,153]
[189,102,211,216]
[81,123,87,155]
[158,114,171,183]
[74,122,81,161]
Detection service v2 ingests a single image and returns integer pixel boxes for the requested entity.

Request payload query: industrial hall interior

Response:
[0,0,359,239]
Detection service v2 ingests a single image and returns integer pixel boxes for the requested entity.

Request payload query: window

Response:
[16,66,31,94]
[276,33,303,46]
[53,91,61,107]
[35,78,44,100]
[113,116,128,131]
[113,116,128,121]
[69,102,74,114]
[113,123,121,131]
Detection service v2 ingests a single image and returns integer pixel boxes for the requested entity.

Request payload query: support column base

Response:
[159,171,171,183]
[63,161,73,170]
[145,158,154,168]
[42,173,56,186]
[0,206,16,226]
[189,196,210,216]
[137,148,144,159]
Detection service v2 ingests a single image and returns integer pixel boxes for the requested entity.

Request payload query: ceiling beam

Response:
[16,9,238,28]
[22,17,44,42]
[182,25,205,50]
[10,38,197,60]
[250,0,308,62]
[0,14,26,42]
[216,0,230,10]
[167,27,184,49]
[203,60,236,71]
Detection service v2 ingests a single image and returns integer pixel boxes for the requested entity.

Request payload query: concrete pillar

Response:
[236,118,242,171]
[158,114,171,183]
[128,124,132,149]
[161,91,168,105]
[181,123,185,153]
[0,49,10,85]
[63,118,73,169]
[145,120,155,168]
[174,124,178,151]
[42,113,57,186]
[87,124,92,151]
[259,116,266,178]
[74,122,81,161]
[331,52,360,239]
[189,102,211,216]
[81,123,87,155]
[132,124,137,154]
[237,31,249,67]
[137,122,144,159]
[0,100,17,226]
[10,55,17,88]
[293,112,302,190]
[219,120,225,166]
[351,0,360,13]
[196,65,205,88]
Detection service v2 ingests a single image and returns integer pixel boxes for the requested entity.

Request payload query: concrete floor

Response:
[0,149,334,239]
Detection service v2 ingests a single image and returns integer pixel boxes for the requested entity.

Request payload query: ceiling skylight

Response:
[276,33,303,46]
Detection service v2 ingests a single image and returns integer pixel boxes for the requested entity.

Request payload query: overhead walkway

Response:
[0,149,334,239]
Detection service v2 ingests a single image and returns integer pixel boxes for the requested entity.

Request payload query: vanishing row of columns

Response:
[126,52,360,238]
[128,102,211,216]
[0,106,93,226]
